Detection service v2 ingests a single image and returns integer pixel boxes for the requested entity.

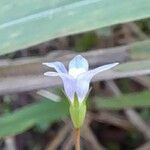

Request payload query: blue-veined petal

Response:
[76,63,119,102]
[69,55,89,78]
[44,72,75,103]
[43,62,67,73]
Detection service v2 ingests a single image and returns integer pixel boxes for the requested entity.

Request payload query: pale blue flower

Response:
[43,55,118,103]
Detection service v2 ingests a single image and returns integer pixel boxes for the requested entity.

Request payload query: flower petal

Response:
[69,55,89,78]
[75,63,119,102]
[43,62,67,73]
[44,72,75,103]
[79,63,119,80]
[62,77,76,103]
[76,78,90,103]
[44,71,68,77]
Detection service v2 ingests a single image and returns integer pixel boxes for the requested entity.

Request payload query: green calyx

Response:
[69,97,86,128]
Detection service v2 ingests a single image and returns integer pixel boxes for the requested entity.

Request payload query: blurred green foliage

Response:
[95,90,150,110]
[0,99,69,137]
[0,90,150,137]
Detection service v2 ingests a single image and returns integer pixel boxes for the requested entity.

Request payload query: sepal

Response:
[69,97,86,128]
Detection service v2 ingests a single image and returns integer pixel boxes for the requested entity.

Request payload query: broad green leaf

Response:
[0,100,69,138]
[95,90,150,110]
[0,0,150,55]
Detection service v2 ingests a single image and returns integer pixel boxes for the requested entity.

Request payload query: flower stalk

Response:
[75,128,80,150]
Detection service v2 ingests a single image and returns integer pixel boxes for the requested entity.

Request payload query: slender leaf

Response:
[0,59,150,95]
[1,90,150,137]
[0,100,69,138]
[115,60,150,72]
[0,0,150,55]
[95,90,150,110]
[130,40,150,59]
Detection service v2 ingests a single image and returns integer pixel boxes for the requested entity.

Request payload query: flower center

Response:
[69,68,86,78]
